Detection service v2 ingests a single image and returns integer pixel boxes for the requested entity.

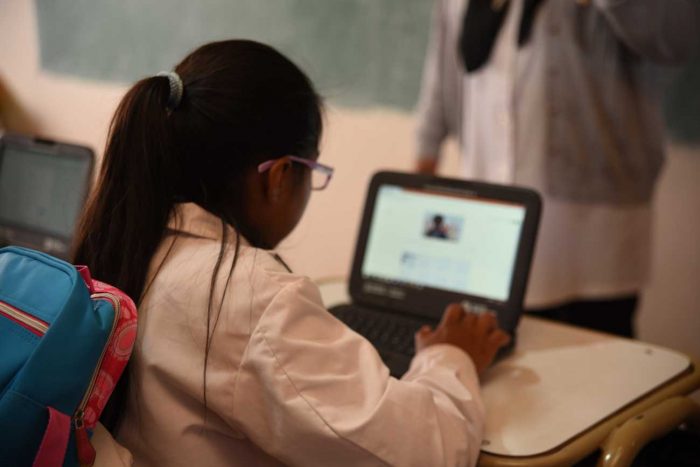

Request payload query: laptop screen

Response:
[361,185,526,302]
[0,134,94,259]
[0,145,91,238]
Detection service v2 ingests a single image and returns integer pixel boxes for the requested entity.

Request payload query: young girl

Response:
[74,40,509,467]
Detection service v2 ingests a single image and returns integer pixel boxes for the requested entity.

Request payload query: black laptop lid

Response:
[0,133,94,259]
[348,171,541,332]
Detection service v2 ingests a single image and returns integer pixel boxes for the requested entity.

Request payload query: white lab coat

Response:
[117,203,485,467]
[414,0,700,307]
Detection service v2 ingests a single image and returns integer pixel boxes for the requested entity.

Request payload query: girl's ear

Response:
[262,156,293,203]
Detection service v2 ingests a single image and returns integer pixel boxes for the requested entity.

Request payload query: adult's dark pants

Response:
[526,295,638,338]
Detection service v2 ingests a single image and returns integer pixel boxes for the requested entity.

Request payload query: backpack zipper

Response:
[0,300,49,336]
[74,292,121,466]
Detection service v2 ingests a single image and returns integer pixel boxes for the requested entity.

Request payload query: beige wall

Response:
[2,0,698,370]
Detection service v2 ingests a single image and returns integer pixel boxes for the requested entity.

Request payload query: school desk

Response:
[316,279,700,467]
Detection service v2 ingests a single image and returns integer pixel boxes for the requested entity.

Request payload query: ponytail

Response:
[72,40,324,432]
[73,76,178,304]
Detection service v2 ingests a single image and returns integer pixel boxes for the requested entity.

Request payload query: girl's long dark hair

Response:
[73,40,322,431]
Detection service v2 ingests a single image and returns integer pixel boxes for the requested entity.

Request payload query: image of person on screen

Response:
[426,214,449,239]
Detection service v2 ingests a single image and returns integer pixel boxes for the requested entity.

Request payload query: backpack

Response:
[0,246,137,467]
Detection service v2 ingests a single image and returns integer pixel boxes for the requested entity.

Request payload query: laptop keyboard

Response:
[330,304,430,376]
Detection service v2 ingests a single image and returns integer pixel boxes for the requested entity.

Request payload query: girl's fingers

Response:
[440,304,464,326]
[488,329,511,348]
[476,311,498,334]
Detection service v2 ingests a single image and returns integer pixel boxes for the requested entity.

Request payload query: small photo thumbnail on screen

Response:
[423,213,463,241]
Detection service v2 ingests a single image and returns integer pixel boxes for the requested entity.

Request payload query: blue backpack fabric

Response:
[0,246,119,467]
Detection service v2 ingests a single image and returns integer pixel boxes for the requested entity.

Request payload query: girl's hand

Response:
[415,304,511,375]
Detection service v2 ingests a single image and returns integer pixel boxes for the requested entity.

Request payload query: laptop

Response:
[330,171,541,377]
[0,133,94,260]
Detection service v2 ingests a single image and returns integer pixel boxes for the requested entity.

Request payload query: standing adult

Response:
[415,0,699,337]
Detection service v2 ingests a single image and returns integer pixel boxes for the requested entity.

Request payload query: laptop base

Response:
[330,303,516,378]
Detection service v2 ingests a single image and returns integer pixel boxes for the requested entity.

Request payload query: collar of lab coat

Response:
[166,203,296,272]
[167,202,250,247]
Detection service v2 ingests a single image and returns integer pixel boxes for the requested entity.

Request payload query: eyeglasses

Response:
[257,155,334,190]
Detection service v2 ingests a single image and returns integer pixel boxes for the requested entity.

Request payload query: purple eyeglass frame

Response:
[257,155,334,190]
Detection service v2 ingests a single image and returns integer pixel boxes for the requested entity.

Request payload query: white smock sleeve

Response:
[232,277,485,467]
[415,0,463,161]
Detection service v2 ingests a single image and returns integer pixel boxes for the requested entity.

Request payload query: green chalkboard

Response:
[34,0,700,144]
[35,0,432,111]
[664,53,700,145]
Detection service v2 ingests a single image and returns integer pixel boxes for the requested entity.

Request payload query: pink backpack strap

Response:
[75,266,95,294]
[33,406,71,467]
